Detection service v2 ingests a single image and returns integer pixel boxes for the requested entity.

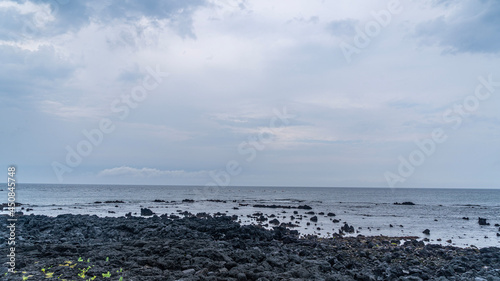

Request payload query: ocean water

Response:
[2,184,499,248]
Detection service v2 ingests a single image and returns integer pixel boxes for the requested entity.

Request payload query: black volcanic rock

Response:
[478,217,490,226]
[1,214,499,281]
[341,223,354,233]
[269,218,280,225]
[140,208,154,216]
[394,202,415,205]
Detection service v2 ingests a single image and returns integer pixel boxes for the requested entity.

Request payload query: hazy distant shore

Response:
[1,214,500,280]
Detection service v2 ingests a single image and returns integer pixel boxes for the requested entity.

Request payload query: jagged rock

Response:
[269,218,280,225]
[394,202,415,205]
[341,223,354,233]
[478,218,490,226]
[140,208,154,216]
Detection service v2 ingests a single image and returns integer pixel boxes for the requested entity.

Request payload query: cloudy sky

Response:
[1,0,499,188]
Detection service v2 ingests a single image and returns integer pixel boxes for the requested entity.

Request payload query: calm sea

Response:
[2,184,499,248]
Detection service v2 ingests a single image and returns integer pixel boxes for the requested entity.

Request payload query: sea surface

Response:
[2,184,499,248]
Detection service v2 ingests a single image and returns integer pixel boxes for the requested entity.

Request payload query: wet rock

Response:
[394,202,415,205]
[183,268,195,275]
[140,208,154,216]
[256,215,267,222]
[478,217,490,226]
[341,223,354,233]
[310,216,318,222]
[269,219,280,225]
[237,272,247,281]
[2,214,500,281]
[423,229,430,235]
[280,222,299,228]
[327,212,336,217]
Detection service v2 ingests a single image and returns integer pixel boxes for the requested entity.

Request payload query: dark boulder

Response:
[341,223,354,233]
[310,216,318,222]
[269,219,280,225]
[478,217,490,226]
[394,202,415,205]
[140,208,154,216]
[256,215,268,222]
[423,229,430,235]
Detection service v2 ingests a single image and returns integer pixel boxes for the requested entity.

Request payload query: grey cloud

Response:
[100,0,207,39]
[326,19,358,37]
[288,16,320,25]
[3,0,206,40]
[0,0,92,40]
[415,0,500,54]
[0,45,77,100]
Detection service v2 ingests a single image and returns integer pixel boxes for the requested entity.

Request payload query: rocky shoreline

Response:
[1,214,499,280]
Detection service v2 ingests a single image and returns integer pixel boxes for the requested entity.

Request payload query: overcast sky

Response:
[1,0,499,188]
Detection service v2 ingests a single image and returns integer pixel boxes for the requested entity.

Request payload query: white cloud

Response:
[39,100,104,120]
[118,122,195,142]
[2,0,500,187]
[98,166,210,178]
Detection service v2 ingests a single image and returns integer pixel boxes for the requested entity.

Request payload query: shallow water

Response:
[2,184,499,248]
